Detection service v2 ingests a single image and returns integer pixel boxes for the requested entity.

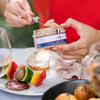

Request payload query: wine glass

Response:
[87,42,100,97]
[0,27,12,77]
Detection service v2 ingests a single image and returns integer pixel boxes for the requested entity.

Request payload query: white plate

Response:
[0,47,57,96]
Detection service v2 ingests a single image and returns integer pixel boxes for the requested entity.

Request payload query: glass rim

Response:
[0,27,6,32]
[33,27,55,32]
[0,27,12,50]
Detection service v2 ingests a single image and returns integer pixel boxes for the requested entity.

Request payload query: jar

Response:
[32,27,67,49]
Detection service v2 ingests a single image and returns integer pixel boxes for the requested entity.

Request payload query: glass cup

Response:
[0,27,12,77]
[87,42,100,97]
[55,54,82,83]
[32,27,67,49]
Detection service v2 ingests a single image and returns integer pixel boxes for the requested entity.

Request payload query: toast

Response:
[27,50,50,71]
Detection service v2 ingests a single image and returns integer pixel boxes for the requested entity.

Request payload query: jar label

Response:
[36,32,67,48]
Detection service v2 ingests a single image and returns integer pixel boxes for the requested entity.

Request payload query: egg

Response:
[74,84,96,100]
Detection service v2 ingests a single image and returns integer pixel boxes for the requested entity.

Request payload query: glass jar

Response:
[33,27,67,49]
[87,42,100,97]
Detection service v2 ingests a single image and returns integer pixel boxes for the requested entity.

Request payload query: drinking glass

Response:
[87,42,100,97]
[0,27,12,77]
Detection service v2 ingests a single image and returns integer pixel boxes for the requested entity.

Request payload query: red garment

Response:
[49,0,100,43]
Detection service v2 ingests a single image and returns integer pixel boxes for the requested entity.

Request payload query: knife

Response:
[32,17,45,24]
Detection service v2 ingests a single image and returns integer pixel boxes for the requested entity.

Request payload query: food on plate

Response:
[55,93,78,100]
[14,65,26,81]
[15,65,33,82]
[31,72,41,84]
[2,61,47,90]
[88,98,100,100]
[5,80,30,91]
[27,50,50,71]
[31,70,46,86]
[6,61,18,79]
[33,19,66,49]
[74,84,96,100]
[55,56,82,83]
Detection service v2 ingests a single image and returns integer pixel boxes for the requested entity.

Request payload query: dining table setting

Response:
[0,47,90,100]
[0,48,57,100]
[1,26,100,100]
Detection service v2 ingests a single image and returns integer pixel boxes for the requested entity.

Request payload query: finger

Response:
[63,39,87,51]
[22,0,35,16]
[6,18,14,24]
[6,17,34,27]
[62,48,88,56]
[61,18,81,30]
[9,23,26,27]
[5,11,32,25]
[51,44,66,51]
[6,2,32,22]
[51,39,87,51]
[20,0,35,22]
[21,0,33,13]
[6,17,26,27]
[57,53,84,60]
[45,48,52,51]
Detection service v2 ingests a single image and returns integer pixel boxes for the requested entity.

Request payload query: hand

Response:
[4,0,34,27]
[46,18,100,60]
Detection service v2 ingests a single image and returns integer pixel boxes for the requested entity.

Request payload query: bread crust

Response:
[27,60,50,71]
[55,93,78,100]
[27,50,50,71]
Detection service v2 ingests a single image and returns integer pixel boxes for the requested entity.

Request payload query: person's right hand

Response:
[45,18,100,60]
[4,0,34,27]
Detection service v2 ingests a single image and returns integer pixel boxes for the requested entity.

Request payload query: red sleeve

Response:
[49,0,100,43]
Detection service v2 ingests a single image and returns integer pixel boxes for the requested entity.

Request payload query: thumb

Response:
[61,18,80,31]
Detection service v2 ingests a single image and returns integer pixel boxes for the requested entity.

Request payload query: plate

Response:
[0,47,57,96]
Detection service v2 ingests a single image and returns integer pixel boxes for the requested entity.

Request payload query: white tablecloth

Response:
[0,48,42,100]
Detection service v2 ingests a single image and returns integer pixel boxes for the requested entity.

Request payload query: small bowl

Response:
[42,79,88,100]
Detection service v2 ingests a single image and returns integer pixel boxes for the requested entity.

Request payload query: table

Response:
[0,48,42,100]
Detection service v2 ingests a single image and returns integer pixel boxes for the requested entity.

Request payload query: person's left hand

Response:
[45,18,100,60]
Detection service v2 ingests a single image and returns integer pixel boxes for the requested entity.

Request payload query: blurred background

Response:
[0,0,39,48]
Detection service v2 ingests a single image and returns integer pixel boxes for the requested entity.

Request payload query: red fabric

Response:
[49,0,100,43]
[33,0,49,12]
[32,0,50,28]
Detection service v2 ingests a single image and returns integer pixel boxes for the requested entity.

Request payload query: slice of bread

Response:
[27,50,50,71]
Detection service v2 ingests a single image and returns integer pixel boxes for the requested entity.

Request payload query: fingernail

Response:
[27,10,32,14]
[52,47,57,50]
[28,17,31,22]
[27,10,34,15]
[60,23,65,26]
